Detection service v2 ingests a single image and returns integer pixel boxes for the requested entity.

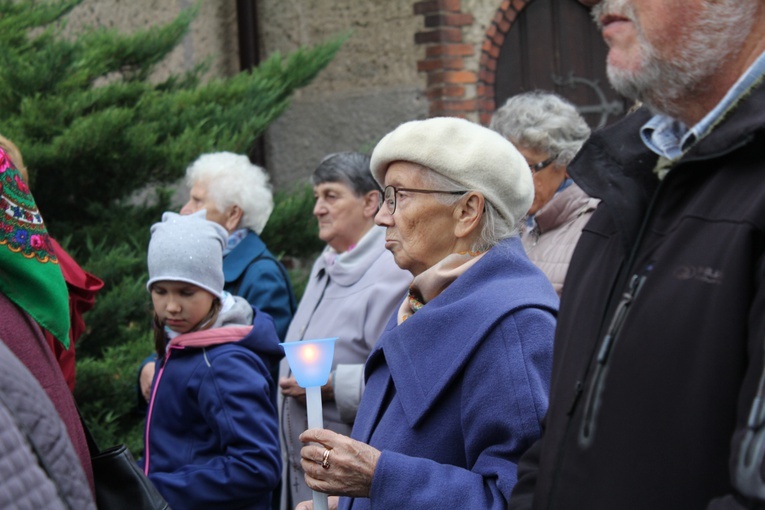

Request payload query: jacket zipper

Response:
[578,267,650,446]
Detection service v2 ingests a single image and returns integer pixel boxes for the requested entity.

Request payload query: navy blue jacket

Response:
[223,230,296,341]
[141,299,283,510]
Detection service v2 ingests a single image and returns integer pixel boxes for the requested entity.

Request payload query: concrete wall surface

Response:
[256,0,428,188]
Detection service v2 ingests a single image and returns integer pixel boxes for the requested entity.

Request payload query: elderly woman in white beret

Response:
[294,117,558,510]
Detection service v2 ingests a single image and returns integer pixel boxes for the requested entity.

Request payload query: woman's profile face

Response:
[180,180,232,230]
[313,181,372,253]
[516,145,567,216]
[374,162,459,277]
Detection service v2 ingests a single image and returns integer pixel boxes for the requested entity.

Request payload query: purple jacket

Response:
[341,237,558,510]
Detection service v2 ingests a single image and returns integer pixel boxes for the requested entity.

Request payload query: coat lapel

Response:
[351,345,392,444]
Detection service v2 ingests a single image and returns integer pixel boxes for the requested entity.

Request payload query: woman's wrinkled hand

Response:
[299,428,381,498]
[294,495,340,510]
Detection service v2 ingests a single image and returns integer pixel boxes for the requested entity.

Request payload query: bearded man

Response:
[508,1,765,509]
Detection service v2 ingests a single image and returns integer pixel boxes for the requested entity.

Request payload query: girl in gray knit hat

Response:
[139,211,284,510]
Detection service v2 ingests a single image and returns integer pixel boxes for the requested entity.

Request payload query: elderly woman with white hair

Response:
[490,91,598,296]
[294,117,558,510]
[180,152,296,338]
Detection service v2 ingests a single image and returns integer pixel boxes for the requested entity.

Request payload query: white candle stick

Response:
[306,385,328,510]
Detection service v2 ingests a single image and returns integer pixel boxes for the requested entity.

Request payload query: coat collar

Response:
[222,230,267,283]
[569,81,765,255]
[315,226,388,287]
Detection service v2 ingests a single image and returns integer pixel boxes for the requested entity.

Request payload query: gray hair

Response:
[311,152,380,196]
[416,165,516,252]
[185,152,273,234]
[490,91,590,167]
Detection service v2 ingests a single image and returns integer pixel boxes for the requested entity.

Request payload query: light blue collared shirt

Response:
[640,50,765,162]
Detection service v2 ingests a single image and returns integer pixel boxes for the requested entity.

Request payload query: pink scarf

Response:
[397,250,485,324]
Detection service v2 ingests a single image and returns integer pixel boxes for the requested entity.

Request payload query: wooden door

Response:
[494,0,628,129]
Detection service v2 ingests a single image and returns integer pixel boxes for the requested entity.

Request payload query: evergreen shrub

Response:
[0,0,342,451]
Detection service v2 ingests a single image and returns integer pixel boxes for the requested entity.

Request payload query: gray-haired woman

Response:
[278,152,411,510]
[491,91,599,295]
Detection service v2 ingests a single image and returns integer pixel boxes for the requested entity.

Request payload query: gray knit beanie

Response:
[370,117,534,229]
[146,210,227,298]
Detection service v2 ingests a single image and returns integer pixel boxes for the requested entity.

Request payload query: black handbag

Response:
[80,414,171,510]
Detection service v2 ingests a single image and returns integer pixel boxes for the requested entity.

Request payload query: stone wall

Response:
[64,0,240,81]
[257,0,429,189]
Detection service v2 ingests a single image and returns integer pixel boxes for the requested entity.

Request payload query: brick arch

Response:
[477,0,532,125]
[413,0,532,124]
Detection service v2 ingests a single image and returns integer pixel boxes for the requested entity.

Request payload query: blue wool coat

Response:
[341,238,558,510]
[223,230,296,341]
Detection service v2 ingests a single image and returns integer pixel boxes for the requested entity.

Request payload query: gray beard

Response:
[597,0,757,120]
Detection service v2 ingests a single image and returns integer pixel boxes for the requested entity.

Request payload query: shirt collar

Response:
[222,228,249,256]
[640,49,765,161]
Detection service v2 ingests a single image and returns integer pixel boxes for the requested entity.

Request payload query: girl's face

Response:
[150,281,216,334]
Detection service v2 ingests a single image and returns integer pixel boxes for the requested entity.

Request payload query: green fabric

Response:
[0,148,70,348]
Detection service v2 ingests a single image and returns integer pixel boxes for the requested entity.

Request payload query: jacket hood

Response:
[222,230,267,283]
[168,293,283,370]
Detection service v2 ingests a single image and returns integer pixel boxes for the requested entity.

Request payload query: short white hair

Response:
[185,152,273,234]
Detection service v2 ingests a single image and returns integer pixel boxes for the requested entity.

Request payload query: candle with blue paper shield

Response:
[281,337,337,388]
[280,337,337,510]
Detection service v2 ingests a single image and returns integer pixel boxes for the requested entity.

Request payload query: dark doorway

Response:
[494,0,628,129]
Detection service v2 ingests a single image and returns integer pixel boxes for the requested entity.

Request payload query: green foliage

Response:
[0,0,343,450]
[74,332,154,455]
[0,0,346,234]
[262,183,325,301]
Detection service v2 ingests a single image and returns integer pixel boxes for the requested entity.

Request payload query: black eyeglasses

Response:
[380,185,467,215]
[529,155,557,174]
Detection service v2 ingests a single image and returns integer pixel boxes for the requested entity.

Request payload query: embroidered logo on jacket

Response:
[673,265,723,285]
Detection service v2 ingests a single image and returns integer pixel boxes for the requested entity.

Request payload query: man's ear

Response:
[225,204,244,232]
[362,190,381,219]
[453,192,485,239]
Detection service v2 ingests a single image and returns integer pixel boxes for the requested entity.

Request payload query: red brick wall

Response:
[413,0,531,125]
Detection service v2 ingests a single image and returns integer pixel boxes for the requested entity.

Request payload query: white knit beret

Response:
[146,210,228,298]
[370,117,533,228]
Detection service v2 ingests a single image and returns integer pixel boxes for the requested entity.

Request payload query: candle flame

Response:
[301,344,318,363]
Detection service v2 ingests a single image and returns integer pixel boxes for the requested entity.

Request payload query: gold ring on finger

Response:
[321,448,332,469]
